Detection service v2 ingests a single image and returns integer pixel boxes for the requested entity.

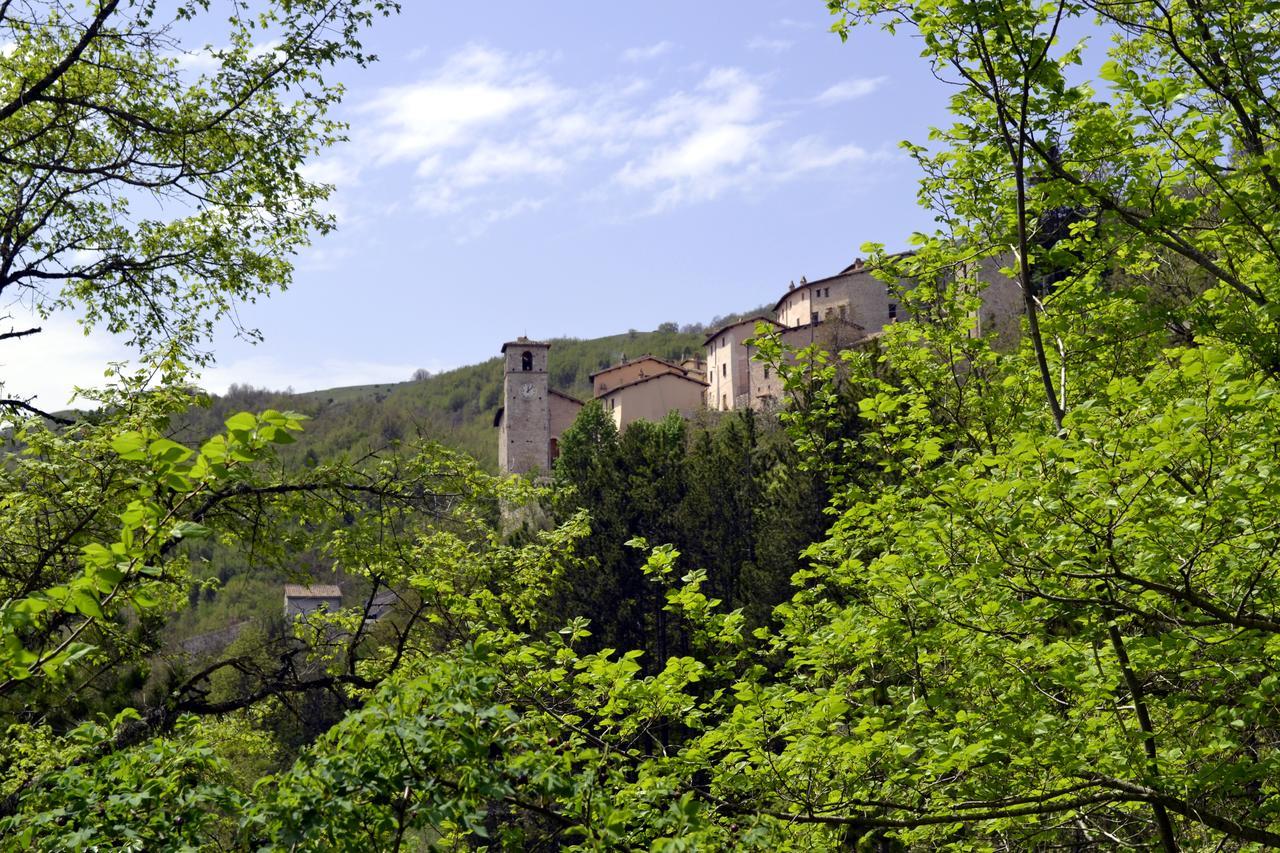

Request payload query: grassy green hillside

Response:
[177,324,730,471]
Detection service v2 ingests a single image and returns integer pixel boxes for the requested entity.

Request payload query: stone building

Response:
[704,253,1024,413]
[284,584,342,620]
[704,316,782,411]
[967,255,1022,348]
[494,249,1026,472]
[496,341,707,475]
[679,354,706,380]
[775,258,911,331]
[590,355,689,397]
[493,337,584,476]
[745,319,873,410]
[599,370,708,430]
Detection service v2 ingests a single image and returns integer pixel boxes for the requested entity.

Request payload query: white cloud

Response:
[450,143,565,188]
[615,69,776,209]
[0,313,133,408]
[775,137,872,178]
[621,41,672,63]
[300,156,361,188]
[815,76,887,105]
[360,44,564,165]
[199,355,434,395]
[746,36,793,53]
[171,39,284,75]
[342,45,881,221]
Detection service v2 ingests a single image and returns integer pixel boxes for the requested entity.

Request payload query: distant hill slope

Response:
[176,324,731,470]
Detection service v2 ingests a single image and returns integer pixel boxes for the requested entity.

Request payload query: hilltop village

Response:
[495,253,1024,475]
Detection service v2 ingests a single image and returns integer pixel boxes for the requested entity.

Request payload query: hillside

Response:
[175,323,736,471]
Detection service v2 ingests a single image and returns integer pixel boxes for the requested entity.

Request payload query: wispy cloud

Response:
[746,36,793,54]
[615,68,774,210]
[199,355,434,395]
[360,45,564,165]
[621,41,672,63]
[814,76,887,105]
[0,313,131,407]
[339,44,883,227]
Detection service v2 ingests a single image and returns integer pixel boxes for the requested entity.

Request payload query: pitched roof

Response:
[500,337,550,353]
[589,354,687,380]
[494,387,583,427]
[284,584,341,599]
[598,371,709,397]
[772,267,869,313]
[549,388,585,405]
[702,316,783,346]
[773,251,917,312]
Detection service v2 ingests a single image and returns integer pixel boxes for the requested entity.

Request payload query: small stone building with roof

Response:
[284,584,343,620]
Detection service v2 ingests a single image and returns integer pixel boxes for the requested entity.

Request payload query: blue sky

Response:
[22,1,963,403]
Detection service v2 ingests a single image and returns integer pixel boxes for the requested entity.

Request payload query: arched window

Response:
[521,351,533,371]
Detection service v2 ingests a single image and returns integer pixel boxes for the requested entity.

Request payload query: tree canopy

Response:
[10,0,1280,849]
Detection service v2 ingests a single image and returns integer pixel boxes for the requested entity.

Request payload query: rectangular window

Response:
[722,363,727,377]
[722,394,727,408]
[763,366,770,379]
[811,311,819,324]
[889,303,898,320]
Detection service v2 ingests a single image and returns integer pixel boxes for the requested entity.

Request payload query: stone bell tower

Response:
[498,337,551,475]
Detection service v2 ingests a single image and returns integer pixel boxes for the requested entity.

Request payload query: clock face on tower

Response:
[520,382,536,399]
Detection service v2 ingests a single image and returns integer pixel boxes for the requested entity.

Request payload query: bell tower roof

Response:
[501,337,550,353]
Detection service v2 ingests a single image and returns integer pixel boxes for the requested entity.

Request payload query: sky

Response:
[11,0,964,406]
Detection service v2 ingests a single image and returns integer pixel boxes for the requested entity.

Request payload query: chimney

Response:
[788,280,795,291]
[800,275,808,284]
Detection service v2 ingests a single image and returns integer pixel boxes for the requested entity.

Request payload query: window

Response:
[763,366,771,379]
[888,303,898,321]
[722,363,727,377]
[839,305,847,319]
[521,351,533,371]
[811,311,819,324]
[722,394,727,408]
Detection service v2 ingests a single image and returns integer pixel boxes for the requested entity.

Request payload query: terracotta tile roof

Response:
[771,252,918,313]
[284,584,341,598]
[598,371,709,397]
[589,354,688,380]
[703,316,783,346]
[549,388,585,405]
[494,387,583,428]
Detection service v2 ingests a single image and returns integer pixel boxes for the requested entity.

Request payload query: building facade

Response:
[704,317,782,411]
[495,250,1026,471]
[599,371,709,430]
[495,337,584,476]
[590,355,689,397]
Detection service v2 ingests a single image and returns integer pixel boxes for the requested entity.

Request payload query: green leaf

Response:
[171,521,212,541]
[111,431,148,460]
